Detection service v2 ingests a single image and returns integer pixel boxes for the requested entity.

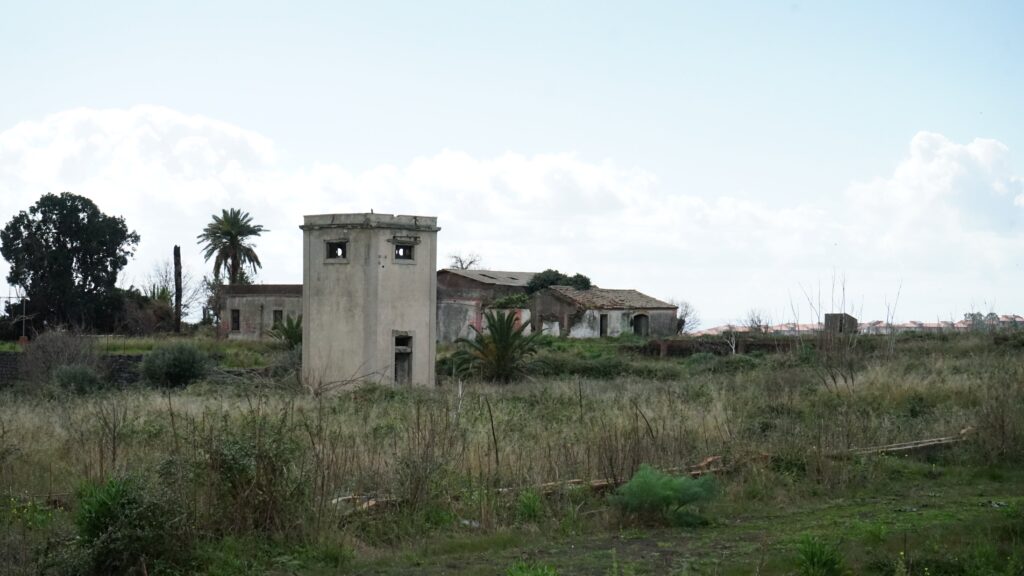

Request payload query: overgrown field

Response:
[2,333,1024,574]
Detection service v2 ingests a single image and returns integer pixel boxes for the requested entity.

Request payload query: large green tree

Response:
[196,208,267,284]
[1,192,140,330]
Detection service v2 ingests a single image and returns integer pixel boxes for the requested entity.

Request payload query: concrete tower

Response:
[301,213,440,387]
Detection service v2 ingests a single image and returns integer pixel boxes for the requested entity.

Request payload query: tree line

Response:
[0,192,267,337]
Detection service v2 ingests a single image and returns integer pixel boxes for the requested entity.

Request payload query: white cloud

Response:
[1,106,1022,326]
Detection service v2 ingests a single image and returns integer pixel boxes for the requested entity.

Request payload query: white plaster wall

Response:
[542,320,560,336]
[566,310,637,338]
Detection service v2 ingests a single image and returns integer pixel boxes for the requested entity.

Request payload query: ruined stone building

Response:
[531,286,677,338]
[301,213,439,387]
[218,284,302,340]
[436,269,536,343]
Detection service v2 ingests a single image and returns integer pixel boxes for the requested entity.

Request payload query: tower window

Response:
[326,241,347,260]
[394,244,414,260]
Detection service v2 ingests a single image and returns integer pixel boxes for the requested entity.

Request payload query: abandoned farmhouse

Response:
[218,212,676,386]
[531,286,677,338]
[436,268,536,343]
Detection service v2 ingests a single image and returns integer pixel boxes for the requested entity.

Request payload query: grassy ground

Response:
[2,331,1024,574]
[353,463,1024,574]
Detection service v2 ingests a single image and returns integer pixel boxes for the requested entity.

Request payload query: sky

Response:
[1,0,1023,327]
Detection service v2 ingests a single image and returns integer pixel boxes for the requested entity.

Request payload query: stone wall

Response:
[0,351,18,383]
[0,351,143,386]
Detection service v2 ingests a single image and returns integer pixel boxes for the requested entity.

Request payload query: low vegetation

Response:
[140,342,208,387]
[1,330,1024,574]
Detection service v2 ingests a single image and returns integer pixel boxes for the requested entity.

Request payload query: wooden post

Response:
[173,245,182,333]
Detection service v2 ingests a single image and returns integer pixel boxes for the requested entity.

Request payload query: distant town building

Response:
[301,213,440,387]
[531,286,677,338]
[436,269,536,343]
[218,284,302,340]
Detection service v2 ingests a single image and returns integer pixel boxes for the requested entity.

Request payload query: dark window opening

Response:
[326,241,347,259]
[272,309,283,327]
[599,314,609,337]
[394,335,412,385]
[230,309,240,331]
[394,244,414,260]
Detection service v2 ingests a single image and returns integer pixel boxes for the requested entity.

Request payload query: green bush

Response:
[715,354,760,373]
[517,488,544,523]
[142,342,207,387]
[490,293,530,309]
[610,464,715,526]
[75,475,190,574]
[52,364,105,393]
[201,412,307,536]
[507,560,559,576]
[793,534,844,576]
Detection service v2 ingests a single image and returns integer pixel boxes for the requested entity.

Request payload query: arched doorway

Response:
[633,314,650,337]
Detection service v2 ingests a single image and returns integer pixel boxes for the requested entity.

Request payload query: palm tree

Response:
[266,314,302,349]
[454,310,541,383]
[196,209,268,284]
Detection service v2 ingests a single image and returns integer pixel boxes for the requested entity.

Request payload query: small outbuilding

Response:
[531,286,677,338]
[219,284,303,340]
[436,269,536,343]
[824,313,858,334]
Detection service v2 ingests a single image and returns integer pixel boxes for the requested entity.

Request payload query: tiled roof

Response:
[440,269,537,287]
[547,286,676,310]
[221,284,302,296]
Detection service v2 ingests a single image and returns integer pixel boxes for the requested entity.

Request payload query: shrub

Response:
[793,534,844,576]
[75,475,190,575]
[507,560,559,576]
[52,364,105,393]
[517,489,544,523]
[490,293,530,309]
[201,411,307,537]
[610,464,715,526]
[142,342,207,387]
[18,329,101,384]
[526,269,591,293]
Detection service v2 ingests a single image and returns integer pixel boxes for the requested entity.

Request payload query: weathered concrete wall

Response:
[568,309,633,338]
[302,213,439,387]
[530,290,578,337]
[220,294,303,340]
[541,320,560,335]
[647,310,678,337]
[438,298,479,343]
